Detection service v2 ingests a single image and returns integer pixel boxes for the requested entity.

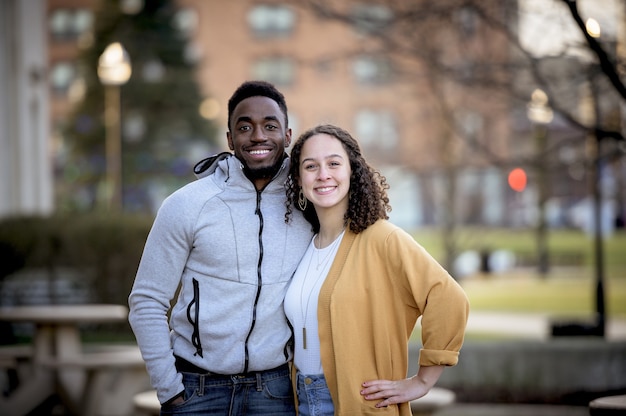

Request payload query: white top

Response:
[284,231,344,375]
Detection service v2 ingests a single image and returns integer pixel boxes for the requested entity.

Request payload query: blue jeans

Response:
[296,372,334,416]
[160,364,295,415]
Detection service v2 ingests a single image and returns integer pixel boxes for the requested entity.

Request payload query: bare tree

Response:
[289,0,624,276]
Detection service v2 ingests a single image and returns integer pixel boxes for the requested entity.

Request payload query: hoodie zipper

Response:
[242,189,264,373]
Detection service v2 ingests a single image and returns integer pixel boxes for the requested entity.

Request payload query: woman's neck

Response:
[316,214,346,248]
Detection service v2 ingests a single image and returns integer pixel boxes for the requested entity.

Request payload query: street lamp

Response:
[98,42,131,210]
[527,89,553,276]
[552,19,608,338]
[585,18,607,337]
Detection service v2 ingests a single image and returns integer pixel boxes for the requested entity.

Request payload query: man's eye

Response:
[239,125,251,131]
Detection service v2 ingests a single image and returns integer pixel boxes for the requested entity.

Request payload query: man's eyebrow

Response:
[263,115,280,122]
[234,115,280,124]
[235,116,252,124]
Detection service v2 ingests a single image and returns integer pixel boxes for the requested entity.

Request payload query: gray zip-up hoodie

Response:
[128,154,312,404]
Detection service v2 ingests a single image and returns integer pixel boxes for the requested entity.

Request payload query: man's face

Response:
[227,96,291,189]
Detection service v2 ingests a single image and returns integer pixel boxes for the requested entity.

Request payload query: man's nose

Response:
[251,127,266,141]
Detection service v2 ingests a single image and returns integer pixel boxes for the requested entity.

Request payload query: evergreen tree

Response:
[61,0,218,213]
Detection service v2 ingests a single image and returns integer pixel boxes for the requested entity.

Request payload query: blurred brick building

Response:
[37,0,626,229]
[44,0,516,228]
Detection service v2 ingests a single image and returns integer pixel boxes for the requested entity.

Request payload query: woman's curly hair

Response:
[285,124,391,234]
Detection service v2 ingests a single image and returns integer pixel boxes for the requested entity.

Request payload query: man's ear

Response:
[284,128,292,147]
[226,131,234,150]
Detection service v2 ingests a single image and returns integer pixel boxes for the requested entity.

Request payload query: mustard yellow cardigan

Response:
[317,220,469,415]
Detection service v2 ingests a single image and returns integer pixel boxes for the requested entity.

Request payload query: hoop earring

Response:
[298,189,307,211]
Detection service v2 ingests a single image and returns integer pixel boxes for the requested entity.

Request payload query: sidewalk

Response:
[433,403,589,416]
[429,312,625,415]
[466,311,626,340]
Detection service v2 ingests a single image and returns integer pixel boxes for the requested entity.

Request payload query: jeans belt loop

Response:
[256,372,263,391]
[198,373,205,397]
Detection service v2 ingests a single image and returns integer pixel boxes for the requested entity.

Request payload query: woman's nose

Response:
[317,167,330,180]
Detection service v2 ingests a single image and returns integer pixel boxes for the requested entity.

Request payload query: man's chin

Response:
[243,164,282,181]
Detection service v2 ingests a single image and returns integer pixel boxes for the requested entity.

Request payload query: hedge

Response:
[0,214,153,306]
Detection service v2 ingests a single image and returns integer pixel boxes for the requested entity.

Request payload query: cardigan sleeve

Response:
[387,228,470,366]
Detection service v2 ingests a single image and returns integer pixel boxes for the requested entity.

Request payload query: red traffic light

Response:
[508,168,527,192]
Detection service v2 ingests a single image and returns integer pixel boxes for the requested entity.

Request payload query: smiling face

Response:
[299,133,351,216]
[227,95,291,189]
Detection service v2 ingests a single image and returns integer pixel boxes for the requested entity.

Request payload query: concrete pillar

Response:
[0,0,53,218]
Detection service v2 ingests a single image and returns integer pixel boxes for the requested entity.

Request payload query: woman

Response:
[284,124,469,416]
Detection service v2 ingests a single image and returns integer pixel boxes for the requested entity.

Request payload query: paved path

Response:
[429,312,626,415]
[466,311,626,340]
[434,403,589,416]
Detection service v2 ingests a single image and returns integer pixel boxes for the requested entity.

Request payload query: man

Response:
[129,81,312,415]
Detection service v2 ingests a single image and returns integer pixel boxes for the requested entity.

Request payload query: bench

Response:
[47,346,145,369]
[42,345,151,416]
[0,344,33,368]
[589,394,626,415]
[410,387,456,416]
[0,344,34,396]
[133,389,160,416]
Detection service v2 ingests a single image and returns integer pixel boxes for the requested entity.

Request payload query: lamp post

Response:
[527,89,553,277]
[586,18,607,337]
[551,19,607,337]
[98,42,131,211]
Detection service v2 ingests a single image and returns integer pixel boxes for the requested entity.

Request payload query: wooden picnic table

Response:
[0,303,130,415]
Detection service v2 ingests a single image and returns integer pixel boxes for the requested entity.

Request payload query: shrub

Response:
[0,214,153,305]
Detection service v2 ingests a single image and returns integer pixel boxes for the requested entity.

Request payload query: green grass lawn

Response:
[412,227,626,319]
[461,271,626,319]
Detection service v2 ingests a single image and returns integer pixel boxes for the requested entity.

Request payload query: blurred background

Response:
[0,0,625,413]
[2,0,624,229]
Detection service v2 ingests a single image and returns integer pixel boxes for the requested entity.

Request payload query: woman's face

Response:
[298,133,351,214]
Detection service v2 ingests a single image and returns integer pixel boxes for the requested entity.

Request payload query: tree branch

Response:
[562,0,626,101]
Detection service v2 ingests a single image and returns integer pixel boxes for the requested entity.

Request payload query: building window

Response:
[49,8,93,40]
[73,9,92,34]
[248,4,295,38]
[50,62,76,94]
[314,58,334,78]
[354,109,398,150]
[352,55,393,84]
[455,6,478,37]
[350,4,392,35]
[251,57,294,86]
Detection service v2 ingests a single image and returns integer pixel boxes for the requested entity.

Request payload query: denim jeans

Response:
[160,364,295,415]
[296,371,334,416]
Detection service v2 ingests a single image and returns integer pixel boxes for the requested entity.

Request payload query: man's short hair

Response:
[227,80,289,130]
